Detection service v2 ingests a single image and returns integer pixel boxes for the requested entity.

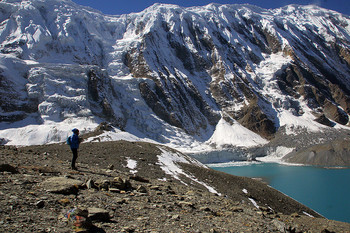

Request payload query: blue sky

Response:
[71,0,349,16]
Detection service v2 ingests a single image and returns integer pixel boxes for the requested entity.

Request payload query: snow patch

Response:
[248,198,260,209]
[0,117,98,145]
[208,118,268,148]
[208,161,261,167]
[257,146,294,163]
[303,211,314,218]
[126,158,137,174]
[243,188,259,208]
[157,147,220,195]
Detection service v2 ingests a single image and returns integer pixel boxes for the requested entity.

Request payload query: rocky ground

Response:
[1,140,350,232]
[283,139,350,166]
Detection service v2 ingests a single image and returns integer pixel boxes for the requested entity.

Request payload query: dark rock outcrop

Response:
[314,114,334,127]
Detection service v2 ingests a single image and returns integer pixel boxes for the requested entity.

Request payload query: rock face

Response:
[0,1,350,146]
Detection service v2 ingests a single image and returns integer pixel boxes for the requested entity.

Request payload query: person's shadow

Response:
[89,225,106,233]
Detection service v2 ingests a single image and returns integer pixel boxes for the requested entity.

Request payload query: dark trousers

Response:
[71,148,78,169]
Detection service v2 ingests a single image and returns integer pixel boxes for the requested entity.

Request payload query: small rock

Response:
[290,212,300,218]
[86,179,97,189]
[136,217,149,221]
[185,191,195,196]
[136,185,148,194]
[124,179,132,190]
[129,175,149,183]
[109,188,120,193]
[199,206,211,212]
[177,201,195,209]
[112,177,132,190]
[165,185,176,194]
[150,185,161,191]
[88,207,110,222]
[58,198,70,205]
[0,164,18,173]
[35,200,45,209]
[321,229,335,233]
[166,189,176,194]
[121,226,135,233]
[115,198,128,204]
[272,219,286,232]
[231,207,244,212]
[41,177,83,195]
[98,180,110,190]
[259,206,270,212]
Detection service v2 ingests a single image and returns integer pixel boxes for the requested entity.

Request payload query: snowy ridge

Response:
[0,0,350,158]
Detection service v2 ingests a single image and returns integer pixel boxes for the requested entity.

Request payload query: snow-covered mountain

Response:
[0,0,350,153]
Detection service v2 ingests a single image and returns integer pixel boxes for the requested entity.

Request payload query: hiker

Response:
[67,128,81,170]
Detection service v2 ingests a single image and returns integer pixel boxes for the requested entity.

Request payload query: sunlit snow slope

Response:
[0,0,350,152]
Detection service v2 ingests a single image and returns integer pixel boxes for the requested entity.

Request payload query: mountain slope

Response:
[0,0,350,152]
[3,141,350,232]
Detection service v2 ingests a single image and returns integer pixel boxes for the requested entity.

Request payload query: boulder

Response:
[272,219,287,232]
[95,179,110,190]
[88,207,110,222]
[35,200,45,209]
[111,177,124,189]
[314,114,334,127]
[0,164,18,173]
[41,177,84,195]
[129,175,150,183]
[111,177,132,191]
[136,185,148,194]
[86,179,97,189]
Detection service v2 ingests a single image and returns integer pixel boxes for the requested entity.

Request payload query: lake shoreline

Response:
[209,161,350,223]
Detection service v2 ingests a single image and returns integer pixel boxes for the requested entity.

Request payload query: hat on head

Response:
[72,128,79,133]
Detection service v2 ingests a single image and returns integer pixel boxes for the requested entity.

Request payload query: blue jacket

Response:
[70,133,80,149]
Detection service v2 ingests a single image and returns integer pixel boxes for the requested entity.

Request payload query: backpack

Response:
[66,136,71,145]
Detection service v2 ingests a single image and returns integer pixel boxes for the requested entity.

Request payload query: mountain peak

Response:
[142,3,183,13]
[0,0,349,153]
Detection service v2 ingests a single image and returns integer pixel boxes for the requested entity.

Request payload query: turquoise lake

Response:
[209,162,350,223]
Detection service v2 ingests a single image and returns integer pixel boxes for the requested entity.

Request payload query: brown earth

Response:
[284,139,350,167]
[1,141,350,232]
